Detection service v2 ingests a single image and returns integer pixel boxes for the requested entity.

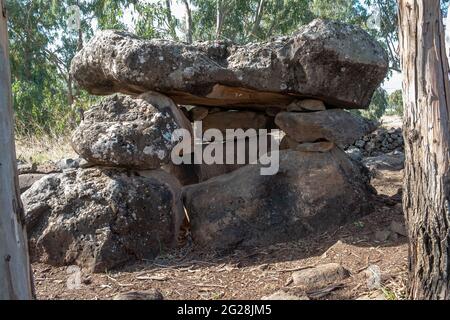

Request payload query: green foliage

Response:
[351,87,389,121]
[386,89,403,116]
[7,0,132,136]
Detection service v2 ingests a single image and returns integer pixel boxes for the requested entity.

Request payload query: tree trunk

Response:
[399,0,450,299]
[0,0,33,300]
[215,0,225,39]
[182,0,193,44]
[165,0,178,40]
[249,0,265,39]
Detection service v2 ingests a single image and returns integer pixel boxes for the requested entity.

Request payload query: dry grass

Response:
[15,135,76,164]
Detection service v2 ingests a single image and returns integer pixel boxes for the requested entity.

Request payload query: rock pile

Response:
[22,93,188,272]
[348,127,404,157]
[23,18,388,270]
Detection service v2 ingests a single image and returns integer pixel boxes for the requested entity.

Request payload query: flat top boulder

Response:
[72,92,190,169]
[71,19,388,109]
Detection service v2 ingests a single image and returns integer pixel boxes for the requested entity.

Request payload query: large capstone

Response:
[22,168,185,272]
[71,19,388,109]
[182,149,374,251]
[72,92,191,169]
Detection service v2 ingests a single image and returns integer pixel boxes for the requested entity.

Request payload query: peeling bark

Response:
[399,0,450,299]
[0,0,33,300]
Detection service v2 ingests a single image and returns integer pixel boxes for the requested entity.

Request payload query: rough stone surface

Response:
[292,264,350,290]
[71,19,388,109]
[362,150,405,171]
[347,127,404,156]
[275,110,376,146]
[345,146,363,162]
[56,158,81,171]
[72,92,191,169]
[19,173,47,194]
[23,168,184,272]
[183,149,374,251]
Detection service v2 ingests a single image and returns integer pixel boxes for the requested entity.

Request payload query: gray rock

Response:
[362,151,405,171]
[71,19,388,109]
[390,220,407,237]
[275,110,376,147]
[23,168,184,272]
[292,263,350,290]
[72,92,191,169]
[354,140,366,148]
[56,158,81,171]
[113,289,163,300]
[19,173,47,193]
[345,147,363,162]
[374,229,391,242]
[183,149,374,251]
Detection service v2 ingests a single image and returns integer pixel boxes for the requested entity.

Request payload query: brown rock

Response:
[287,99,326,112]
[292,263,350,290]
[189,106,209,121]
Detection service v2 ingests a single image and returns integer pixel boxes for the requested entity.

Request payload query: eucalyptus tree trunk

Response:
[0,0,33,300]
[398,0,450,299]
[182,0,193,44]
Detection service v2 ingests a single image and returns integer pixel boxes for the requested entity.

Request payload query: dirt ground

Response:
[32,168,408,300]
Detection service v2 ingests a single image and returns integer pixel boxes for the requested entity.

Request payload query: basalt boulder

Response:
[182,149,374,251]
[72,92,191,169]
[275,110,376,147]
[70,19,388,109]
[22,168,184,272]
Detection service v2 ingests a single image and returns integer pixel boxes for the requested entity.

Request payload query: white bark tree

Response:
[0,0,33,300]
